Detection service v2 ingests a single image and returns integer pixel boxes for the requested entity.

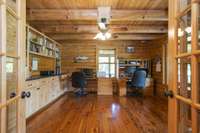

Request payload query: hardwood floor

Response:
[26,93,168,133]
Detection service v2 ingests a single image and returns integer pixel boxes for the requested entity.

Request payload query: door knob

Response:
[10,92,16,98]
[164,90,174,98]
[21,91,31,99]
[26,92,31,98]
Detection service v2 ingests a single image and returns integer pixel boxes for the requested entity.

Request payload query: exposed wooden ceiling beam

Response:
[48,33,165,41]
[29,20,168,26]
[27,9,168,21]
[34,24,167,34]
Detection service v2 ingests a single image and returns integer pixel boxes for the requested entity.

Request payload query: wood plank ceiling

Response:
[27,0,168,42]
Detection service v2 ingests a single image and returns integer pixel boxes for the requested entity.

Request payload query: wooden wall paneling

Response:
[29,54,56,76]
[61,41,153,74]
[61,39,167,95]
[149,38,168,98]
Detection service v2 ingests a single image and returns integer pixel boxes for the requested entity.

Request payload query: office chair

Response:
[71,72,87,96]
[129,70,147,96]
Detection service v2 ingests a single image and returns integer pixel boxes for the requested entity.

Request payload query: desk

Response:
[97,78,113,95]
[117,79,127,96]
[117,78,154,96]
[86,78,97,92]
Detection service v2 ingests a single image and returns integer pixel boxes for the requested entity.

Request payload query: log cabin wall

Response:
[61,40,153,74]
[29,54,56,76]
[149,38,168,98]
[60,40,168,97]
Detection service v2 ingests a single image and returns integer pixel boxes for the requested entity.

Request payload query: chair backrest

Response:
[71,72,86,88]
[131,70,147,88]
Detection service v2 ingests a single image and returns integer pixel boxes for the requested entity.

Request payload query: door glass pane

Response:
[99,64,109,77]
[6,11,17,57]
[177,10,192,54]
[198,56,200,103]
[110,56,115,63]
[178,101,192,133]
[99,57,109,63]
[6,57,18,100]
[198,5,200,50]
[7,101,17,133]
[110,64,115,77]
[198,111,200,133]
[99,50,115,55]
[177,57,192,99]
[178,0,191,13]
[7,0,17,12]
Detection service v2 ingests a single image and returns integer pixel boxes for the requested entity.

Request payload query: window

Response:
[98,49,116,78]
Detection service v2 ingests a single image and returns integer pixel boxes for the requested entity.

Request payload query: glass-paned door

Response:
[168,0,200,132]
[0,0,26,133]
[98,49,116,78]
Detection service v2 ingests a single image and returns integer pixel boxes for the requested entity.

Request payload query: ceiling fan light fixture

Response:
[94,32,111,40]
[105,32,111,39]
[98,22,107,30]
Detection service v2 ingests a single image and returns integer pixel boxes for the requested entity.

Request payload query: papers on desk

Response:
[97,71,107,77]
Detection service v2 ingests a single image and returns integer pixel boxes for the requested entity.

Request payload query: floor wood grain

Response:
[26,94,168,133]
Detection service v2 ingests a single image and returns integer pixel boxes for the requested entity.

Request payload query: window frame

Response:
[98,49,116,78]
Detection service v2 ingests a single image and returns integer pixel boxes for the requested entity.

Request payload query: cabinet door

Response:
[25,88,36,118]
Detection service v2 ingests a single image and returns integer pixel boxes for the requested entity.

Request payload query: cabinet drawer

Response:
[25,81,38,89]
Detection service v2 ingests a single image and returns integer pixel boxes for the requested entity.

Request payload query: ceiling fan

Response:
[94,7,112,40]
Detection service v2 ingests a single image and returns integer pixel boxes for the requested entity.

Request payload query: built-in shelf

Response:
[29,51,56,59]
[30,40,43,46]
[27,25,61,59]
[26,25,62,79]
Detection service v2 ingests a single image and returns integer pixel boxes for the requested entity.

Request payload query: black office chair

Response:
[71,72,87,96]
[129,70,147,96]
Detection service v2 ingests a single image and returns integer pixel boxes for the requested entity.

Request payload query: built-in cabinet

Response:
[24,25,67,119]
[25,76,68,118]
[26,26,61,78]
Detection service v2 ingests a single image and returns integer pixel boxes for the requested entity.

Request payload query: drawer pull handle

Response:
[28,84,32,87]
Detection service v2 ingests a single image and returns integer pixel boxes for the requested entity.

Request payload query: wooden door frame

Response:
[17,0,26,132]
[0,0,7,132]
[0,0,26,133]
[168,0,178,132]
[168,0,200,132]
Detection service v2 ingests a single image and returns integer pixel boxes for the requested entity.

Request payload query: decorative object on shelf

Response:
[156,61,161,72]
[32,58,38,71]
[27,26,60,59]
[74,56,89,63]
[153,55,161,72]
[126,46,134,53]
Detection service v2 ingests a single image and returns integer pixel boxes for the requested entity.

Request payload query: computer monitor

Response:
[80,68,94,78]
[125,66,137,75]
